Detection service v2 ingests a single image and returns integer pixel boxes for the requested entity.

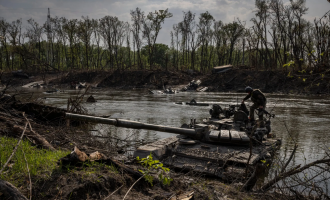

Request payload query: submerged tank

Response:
[66,103,280,180]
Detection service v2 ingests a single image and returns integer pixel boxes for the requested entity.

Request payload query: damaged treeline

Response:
[0,1,329,72]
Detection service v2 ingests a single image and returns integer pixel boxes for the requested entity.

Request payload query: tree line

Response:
[0,0,329,73]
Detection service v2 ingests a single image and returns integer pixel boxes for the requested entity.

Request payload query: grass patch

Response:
[0,136,70,186]
[63,160,119,176]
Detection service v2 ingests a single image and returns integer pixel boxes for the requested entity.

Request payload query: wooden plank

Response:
[230,131,241,141]
[238,132,250,142]
[220,130,231,140]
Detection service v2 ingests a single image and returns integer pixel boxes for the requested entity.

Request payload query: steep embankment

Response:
[201,69,330,94]
[2,69,329,94]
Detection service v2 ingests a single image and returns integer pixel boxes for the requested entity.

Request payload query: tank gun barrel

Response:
[66,113,199,138]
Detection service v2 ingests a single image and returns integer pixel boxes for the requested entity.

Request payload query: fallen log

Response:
[9,123,55,151]
[0,113,55,151]
[0,180,28,200]
[260,158,330,192]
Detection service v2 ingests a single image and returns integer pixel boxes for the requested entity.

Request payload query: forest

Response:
[0,0,329,73]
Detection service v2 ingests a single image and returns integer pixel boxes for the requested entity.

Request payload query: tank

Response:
[65,103,280,180]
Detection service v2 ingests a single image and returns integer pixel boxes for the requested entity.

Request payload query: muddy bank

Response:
[2,69,329,95]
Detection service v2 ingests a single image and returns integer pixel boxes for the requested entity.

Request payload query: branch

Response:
[11,124,55,151]
[21,148,32,200]
[122,175,145,200]
[261,158,330,192]
[23,114,55,151]
[103,185,124,200]
[281,143,298,173]
[317,9,330,23]
[241,163,265,191]
[0,122,27,175]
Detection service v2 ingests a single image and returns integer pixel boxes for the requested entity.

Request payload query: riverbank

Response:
[1,69,330,199]
[2,68,330,95]
[0,95,286,200]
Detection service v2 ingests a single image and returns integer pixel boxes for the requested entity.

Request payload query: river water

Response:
[18,88,330,191]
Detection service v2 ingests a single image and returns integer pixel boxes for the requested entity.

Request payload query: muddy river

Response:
[19,88,330,187]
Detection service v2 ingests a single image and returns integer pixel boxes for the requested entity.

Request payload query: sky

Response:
[0,0,329,45]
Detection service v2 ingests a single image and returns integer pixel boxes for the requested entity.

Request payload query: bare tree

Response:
[63,18,78,69]
[214,20,225,66]
[26,18,44,68]
[223,21,244,65]
[76,16,94,69]
[142,9,172,68]
[130,8,145,69]
[7,19,22,70]
[172,24,180,70]
[0,19,10,70]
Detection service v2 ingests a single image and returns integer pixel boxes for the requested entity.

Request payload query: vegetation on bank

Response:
[0,1,329,73]
[0,137,70,187]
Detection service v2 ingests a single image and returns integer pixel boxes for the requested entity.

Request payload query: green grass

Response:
[0,136,70,185]
[80,161,119,174]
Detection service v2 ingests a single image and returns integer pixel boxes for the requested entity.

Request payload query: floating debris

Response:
[175,99,210,106]
[22,81,44,88]
[149,88,178,94]
[181,79,201,91]
[44,88,60,94]
[86,95,96,103]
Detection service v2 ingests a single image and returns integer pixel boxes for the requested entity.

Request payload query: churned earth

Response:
[2,68,329,95]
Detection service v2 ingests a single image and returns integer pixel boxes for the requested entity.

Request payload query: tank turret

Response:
[65,113,250,144]
[65,104,279,181]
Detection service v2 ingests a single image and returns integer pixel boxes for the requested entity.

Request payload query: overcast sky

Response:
[0,0,329,45]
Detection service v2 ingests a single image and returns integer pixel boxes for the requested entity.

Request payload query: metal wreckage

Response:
[149,79,208,94]
[66,102,280,181]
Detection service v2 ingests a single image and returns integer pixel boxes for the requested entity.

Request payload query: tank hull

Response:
[66,103,279,181]
[134,135,280,180]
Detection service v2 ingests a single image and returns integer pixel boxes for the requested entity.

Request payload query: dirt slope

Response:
[2,69,329,95]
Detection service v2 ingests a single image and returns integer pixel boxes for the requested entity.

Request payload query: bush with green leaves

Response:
[136,153,173,186]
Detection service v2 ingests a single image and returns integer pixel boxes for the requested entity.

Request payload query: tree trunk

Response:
[241,163,266,191]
